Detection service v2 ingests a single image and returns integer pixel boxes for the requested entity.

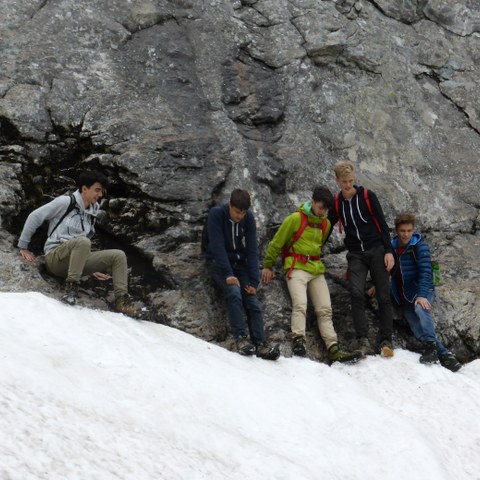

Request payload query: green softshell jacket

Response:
[263,202,331,276]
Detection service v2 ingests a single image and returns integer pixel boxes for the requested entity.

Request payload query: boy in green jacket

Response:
[261,186,362,363]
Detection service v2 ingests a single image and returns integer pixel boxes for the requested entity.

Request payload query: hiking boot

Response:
[61,281,79,305]
[114,293,144,318]
[327,344,363,365]
[256,342,280,361]
[236,337,256,356]
[439,352,462,372]
[378,340,394,358]
[292,335,307,357]
[358,337,374,356]
[419,341,439,364]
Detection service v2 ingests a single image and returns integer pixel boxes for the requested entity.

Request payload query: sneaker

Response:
[256,342,280,361]
[327,344,363,365]
[439,352,462,372]
[378,340,394,358]
[114,293,144,318]
[419,341,439,364]
[61,281,79,305]
[292,336,307,357]
[236,337,256,356]
[358,337,374,356]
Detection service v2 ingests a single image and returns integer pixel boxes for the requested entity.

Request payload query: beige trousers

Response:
[45,237,129,298]
[286,269,337,348]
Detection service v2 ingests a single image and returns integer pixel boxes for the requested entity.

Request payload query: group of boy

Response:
[204,161,461,372]
[17,166,462,372]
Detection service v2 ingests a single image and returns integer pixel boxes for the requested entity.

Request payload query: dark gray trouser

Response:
[45,237,129,298]
[346,245,393,342]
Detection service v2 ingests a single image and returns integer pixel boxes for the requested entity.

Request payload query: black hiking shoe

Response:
[61,281,79,305]
[256,342,280,361]
[439,352,462,372]
[420,341,439,364]
[236,337,256,356]
[292,335,307,357]
[327,344,363,365]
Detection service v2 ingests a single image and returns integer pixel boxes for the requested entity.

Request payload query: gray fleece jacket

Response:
[18,190,100,254]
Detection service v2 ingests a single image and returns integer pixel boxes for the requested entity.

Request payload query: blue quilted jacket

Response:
[391,232,434,304]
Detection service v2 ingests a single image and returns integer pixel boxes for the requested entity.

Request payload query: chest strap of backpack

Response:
[335,188,381,234]
[282,211,328,279]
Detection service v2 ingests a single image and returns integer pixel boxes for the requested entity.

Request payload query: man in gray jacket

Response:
[18,170,140,317]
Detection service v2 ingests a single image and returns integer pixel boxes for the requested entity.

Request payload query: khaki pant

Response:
[286,269,337,348]
[45,237,128,298]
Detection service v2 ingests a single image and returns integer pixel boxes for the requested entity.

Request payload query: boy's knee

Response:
[71,236,91,250]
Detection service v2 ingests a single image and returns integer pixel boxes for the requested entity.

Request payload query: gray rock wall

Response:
[1,0,479,361]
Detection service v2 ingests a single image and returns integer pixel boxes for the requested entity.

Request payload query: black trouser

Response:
[347,245,393,342]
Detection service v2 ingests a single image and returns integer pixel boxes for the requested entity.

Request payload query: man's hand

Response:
[415,297,431,310]
[19,249,36,263]
[261,268,275,284]
[226,276,240,287]
[91,272,112,281]
[367,286,376,298]
[384,253,395,272]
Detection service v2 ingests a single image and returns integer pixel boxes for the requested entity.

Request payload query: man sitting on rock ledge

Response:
[17,170,141,318]
[204,188,280,360]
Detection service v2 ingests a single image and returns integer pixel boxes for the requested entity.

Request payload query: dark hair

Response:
[394,212,416,228]
[312,185,333,209]
[229,189,251,210]
[76,170,109,191]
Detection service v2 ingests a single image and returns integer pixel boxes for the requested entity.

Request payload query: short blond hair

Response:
[334,161,355,179]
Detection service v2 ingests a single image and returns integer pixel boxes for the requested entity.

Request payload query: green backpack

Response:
[412,244,441,286]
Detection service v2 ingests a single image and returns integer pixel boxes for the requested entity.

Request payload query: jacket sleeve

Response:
[368,191,393,254]
[244,212,260,288]
[263,213,300,269]
[415,241,433,297]
[207,207,234,280]
[17,196,70,250]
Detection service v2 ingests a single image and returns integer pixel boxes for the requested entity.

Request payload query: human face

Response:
[311,200,327,218]
[81,181,104,208]
[228,204,247,223]
[336,173,356,199]
[396,223,415,247]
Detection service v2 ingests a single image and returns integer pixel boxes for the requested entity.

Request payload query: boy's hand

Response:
[261,268,275,284]
[226,276,240,287]
[415,297,431,310]
[384,253,394,272]
[19,249,36,263]
[91,272,112,281]
[244,285,257,295]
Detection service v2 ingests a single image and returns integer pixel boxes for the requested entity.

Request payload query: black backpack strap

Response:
[49,194,77,237]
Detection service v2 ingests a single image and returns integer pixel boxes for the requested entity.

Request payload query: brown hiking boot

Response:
[114,294,143,318]
[61,281,79,305]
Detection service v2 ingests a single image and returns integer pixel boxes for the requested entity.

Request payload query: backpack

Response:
[49,193,77,237]
[334,188,381,234]
[412,243,442,286]
[281,211,329,278]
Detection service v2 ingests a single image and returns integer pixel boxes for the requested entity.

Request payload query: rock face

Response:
[1,0,479,361]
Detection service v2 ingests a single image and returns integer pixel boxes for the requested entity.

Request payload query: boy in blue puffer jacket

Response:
[391,213,461,372]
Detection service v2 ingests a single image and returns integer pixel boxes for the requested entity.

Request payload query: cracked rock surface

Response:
[1,0,479,361]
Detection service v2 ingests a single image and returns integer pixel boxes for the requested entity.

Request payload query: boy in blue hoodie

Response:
[390,213,461,372]
[205,189,279,360]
